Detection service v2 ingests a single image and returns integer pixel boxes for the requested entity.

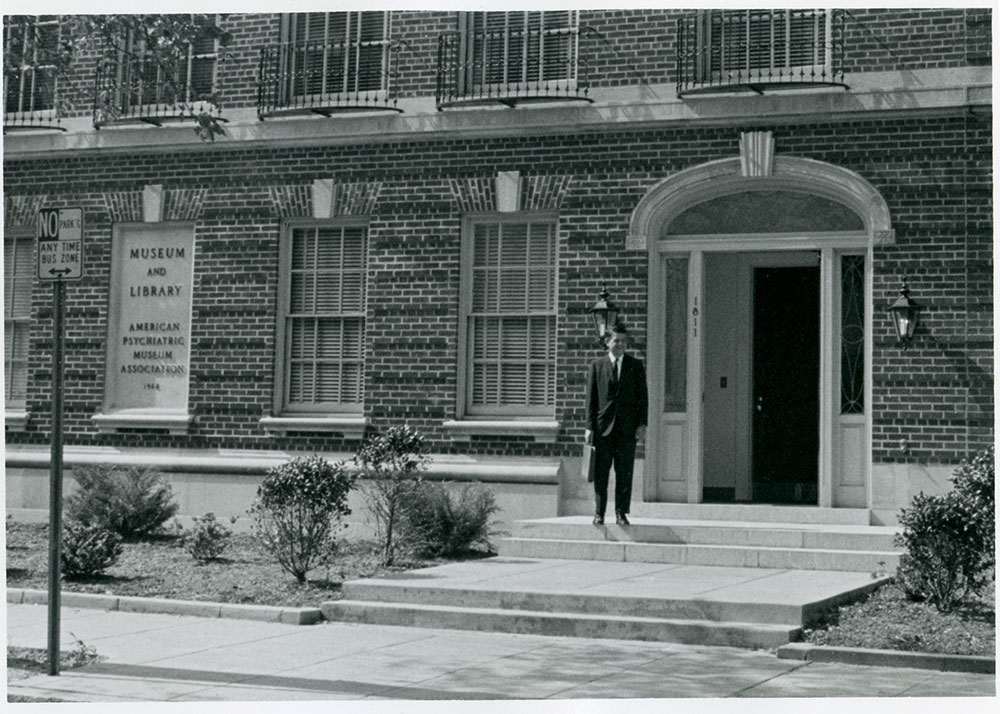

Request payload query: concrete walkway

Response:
[6,603,996,704]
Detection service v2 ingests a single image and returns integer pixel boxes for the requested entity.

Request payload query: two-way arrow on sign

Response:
[48,268,74,277]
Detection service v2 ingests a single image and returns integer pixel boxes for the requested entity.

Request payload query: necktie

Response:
[612,358,619,382]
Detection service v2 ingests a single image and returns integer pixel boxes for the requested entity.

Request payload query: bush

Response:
[894,446,995,613]
[61,521,123,578]
[355,425,429,566]
[248,456,354,583]
[183,513,233,562]
[950,445,995,567]
[65,463,179,540]
[400,482,503,558]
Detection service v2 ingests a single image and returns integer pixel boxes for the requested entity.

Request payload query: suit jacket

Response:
[586,353,648,440]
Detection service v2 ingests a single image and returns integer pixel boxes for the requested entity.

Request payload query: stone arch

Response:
[626,156,893,249]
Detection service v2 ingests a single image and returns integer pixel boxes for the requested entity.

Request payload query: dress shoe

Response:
[615,513,630,525]
[592,514,605,525]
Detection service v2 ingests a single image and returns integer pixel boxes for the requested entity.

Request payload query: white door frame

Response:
[633,156,891,507]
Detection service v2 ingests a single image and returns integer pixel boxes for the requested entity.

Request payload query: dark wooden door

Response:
[751,266,820,504]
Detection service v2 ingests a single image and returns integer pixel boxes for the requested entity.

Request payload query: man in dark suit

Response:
[585,322,648,525]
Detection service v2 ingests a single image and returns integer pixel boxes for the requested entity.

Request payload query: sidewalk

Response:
[5,603,996,704]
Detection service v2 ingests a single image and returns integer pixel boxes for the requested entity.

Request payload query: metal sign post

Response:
[37,207,84,676]
[48,280,65,676]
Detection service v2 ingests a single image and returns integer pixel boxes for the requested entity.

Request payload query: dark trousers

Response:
[593,424,636,516]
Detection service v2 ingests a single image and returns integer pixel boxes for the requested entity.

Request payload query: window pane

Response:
[282,225,367,409]
[4,238,33,408]
[467,219,557,412]
[315,273,342,312]
[4,16,59,114]
[287,12,390,96]
[500,318,528,358]
[841,255,865,415]
[500,363,528,404]
[342,318,364,357]
[315,362,342,401]
[705,9,828,76]
[4,320,31,401]
[470,11,577,87]
[499,268,527,311]
[664,256,688,412]
[290,272,316,312]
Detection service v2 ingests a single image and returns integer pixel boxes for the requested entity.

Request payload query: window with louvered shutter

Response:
[468,11,578,89]
[284,12,391,98]
[280,224,367,413]
[701,9,831,79]
[465,218,557,416]
[4,236,33,409]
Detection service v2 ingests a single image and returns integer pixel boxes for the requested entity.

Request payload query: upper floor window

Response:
[95,14,221,126]
[461,11,579,91]
[460,216,558,417]
[3,15,60,119]
[282,12,392,98]
[276,222,368,415]
[677,9,845,96]
[4,235,34,410]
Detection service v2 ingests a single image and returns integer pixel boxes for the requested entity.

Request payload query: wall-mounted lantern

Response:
[588,284,619,345]
[887,281,922,349]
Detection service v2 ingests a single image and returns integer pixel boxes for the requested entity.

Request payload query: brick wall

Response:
[23,8,990,119]
[5,112,993,465]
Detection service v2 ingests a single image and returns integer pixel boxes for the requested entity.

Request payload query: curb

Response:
[7,588,324,626]
[777,642,995,675]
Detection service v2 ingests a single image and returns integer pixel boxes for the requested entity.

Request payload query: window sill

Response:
[91,412,193,435]
[5,410,30,431]
[259,416,368,439]
[442,419,560,443]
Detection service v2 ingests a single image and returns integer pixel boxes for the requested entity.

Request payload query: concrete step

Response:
[340,581,805,625]
[322,600,801,650]
[562,500,874,525]
[500,536,900,573]
[320,558,888,650]
[511,518,899,552]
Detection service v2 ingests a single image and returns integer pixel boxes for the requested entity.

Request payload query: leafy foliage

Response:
[355,425,430,566]
[3,14,230,139]
[65,464,179,540]
[182,513,234,562]
[61,521,123,578]
[894,446,995,612]
[950,445,995,566]
[248,456,355,583]
[399,482,504,558]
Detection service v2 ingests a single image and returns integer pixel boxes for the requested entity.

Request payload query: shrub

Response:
[183,513,233,562]
[400,482,503,558]
[61,521,123,578]
[355,425,429,566]
[65,463,179,540]
[894,446,995,613]
[248,456,354,583]
[950,445,995,567]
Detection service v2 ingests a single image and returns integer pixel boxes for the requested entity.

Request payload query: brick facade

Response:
[3,9,993,519]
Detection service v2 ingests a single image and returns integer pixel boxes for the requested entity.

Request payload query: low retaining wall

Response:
[5,445,563,536]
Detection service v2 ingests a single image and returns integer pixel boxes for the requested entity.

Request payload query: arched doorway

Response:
[630,151,893,508]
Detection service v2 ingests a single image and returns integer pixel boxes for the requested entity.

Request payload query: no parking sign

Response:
[37,207,84,281]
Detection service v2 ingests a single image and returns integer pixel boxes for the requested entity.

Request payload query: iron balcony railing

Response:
[677,9,847,96]
[93,50,224,129]
[257,38,402,118]
[436,25,594,108]
[4,63,63,132]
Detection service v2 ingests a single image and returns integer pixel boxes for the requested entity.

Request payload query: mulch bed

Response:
[803,579,995,657]
[5,521,486,608]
